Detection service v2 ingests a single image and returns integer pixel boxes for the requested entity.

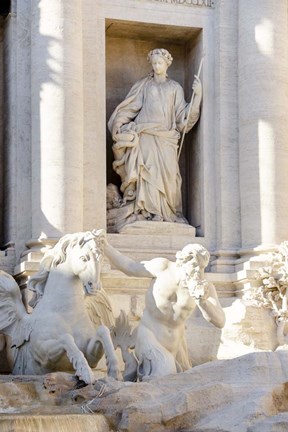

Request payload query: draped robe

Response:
[108,75,200,222]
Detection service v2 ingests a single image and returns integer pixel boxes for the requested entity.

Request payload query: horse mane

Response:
[0,270,29,340]
[0,270,19,294]
[28,233,83,308]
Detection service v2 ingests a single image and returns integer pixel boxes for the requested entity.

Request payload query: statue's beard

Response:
[177,260,208,300]
[177,261,201,288]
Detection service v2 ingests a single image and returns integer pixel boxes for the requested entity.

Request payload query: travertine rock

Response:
[1,351,288,431]
[91,351,288,431]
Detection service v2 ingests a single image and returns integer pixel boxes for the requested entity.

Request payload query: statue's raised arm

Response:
[103,239,225,380]
[100,229,154,278]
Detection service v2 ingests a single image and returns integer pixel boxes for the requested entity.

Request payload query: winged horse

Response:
[0,230,119,384]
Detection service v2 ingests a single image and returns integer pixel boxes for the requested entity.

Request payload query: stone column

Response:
[30,0,83,246]
[2,0,32,261]
[211,0,241,272]
[238,0,288,253]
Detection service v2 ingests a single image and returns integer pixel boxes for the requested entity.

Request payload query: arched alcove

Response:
[105,19,203,231]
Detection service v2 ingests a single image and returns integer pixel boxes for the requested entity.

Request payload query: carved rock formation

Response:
[1,351,288,431]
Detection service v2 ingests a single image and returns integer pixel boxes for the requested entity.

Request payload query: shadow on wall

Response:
[0,1,10,17]
[1,0,64,257]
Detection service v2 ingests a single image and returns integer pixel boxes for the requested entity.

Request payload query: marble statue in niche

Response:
[107,48,202,231]
[103,234,225,379]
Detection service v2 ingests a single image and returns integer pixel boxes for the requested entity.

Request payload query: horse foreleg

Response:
[87,325,120,380]
[34,334,95,384]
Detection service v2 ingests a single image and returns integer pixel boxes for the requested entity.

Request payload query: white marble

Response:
[1,0,288,399]
[103,236,225,378]
[108,48,202,229]
[243,241,288,348]
[0,232,119,384]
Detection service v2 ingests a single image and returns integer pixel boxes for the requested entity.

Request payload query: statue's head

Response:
[147,48,173,68]
[176,244,210,271]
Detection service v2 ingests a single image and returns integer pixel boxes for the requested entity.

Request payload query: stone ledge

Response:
[119,220,196,236]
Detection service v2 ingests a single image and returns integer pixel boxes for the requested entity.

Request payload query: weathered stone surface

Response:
[86,351,288,432]
[1,352,288,431]
[0,415,112,432]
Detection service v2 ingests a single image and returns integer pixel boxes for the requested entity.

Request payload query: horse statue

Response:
[0,230,119,384]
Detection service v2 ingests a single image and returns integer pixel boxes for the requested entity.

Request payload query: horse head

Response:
[28,230,105,307]
[66,230,104,295]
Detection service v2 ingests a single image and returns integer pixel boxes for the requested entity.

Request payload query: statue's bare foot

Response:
[124,183,136,201]
[141,210,152,220]
[152,214,163,222]
[175,212,189,224]
[124,189,136,201]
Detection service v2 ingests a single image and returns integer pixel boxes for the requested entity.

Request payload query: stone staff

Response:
[177,55,204,161]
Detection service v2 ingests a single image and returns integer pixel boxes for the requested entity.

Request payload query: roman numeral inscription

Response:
[151,0,214,7]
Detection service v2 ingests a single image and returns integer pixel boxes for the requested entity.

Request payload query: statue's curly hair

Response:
[147,48,173,67]
[176,244,210,269]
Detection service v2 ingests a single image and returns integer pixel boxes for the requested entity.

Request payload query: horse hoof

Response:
[108,368,122,381]
[77,369,96,385]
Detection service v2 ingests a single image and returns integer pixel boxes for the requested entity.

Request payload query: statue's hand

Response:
[188,279,209,301]
[192,75,202,98]
[112,122,122,140]
[92,228,108,248]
